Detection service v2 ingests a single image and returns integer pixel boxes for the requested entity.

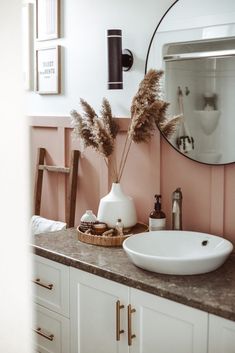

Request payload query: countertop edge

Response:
[32,245,235,322]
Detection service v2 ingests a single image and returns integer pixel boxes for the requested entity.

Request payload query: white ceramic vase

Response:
[97,183,137,229]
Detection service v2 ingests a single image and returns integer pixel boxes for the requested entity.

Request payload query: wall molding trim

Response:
[29,116,130,130]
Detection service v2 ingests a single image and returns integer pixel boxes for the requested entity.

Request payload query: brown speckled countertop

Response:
[32,228,235,321]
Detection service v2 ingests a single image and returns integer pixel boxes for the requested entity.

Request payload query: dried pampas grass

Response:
[71,99,117,159]
[71,98,119,181]
[118,69,181,181]
[100,98,119,139]
[71,69,181,183]
[159,115,183,139]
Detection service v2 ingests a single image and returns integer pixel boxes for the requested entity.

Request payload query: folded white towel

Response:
[31,215,67,236]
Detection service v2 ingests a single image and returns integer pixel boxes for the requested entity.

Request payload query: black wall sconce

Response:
[107,29,133,89]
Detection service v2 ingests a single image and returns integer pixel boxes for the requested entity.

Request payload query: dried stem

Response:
[112,153,118,183]
[118,139,132,182]
[108,155,118,183]
[117,133,129,181]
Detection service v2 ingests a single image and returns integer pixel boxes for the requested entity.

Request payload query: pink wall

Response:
[160,139,235,245]
[30,116,161,228]
[30,116,235,248]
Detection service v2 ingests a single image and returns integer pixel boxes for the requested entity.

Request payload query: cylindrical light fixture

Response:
[107,29,133,90]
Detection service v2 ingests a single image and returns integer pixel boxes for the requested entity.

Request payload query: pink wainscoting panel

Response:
[65,128,104,227]
[65,118,161,226]
[210,166,225,236]
[224,164,235,244]
[31,127,62,221]
[30,117,160,227]
[161,137,235,246]
[115,130,161,224]
[160,139,212,233]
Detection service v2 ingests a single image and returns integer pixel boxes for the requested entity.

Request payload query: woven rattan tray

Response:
[77,222,148,247]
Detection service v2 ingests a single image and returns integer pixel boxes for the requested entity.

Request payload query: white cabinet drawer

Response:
[33,255,69,317]
[34,304,70,353]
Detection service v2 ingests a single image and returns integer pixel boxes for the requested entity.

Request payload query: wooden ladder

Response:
[34,147,80,228]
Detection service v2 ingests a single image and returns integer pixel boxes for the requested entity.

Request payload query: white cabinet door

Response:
[70,268,129,353]
[209,314,235,353]
[130,288,208,353]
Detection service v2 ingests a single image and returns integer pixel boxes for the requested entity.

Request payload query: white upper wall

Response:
[160,0,235,32]
[25,0,173,117]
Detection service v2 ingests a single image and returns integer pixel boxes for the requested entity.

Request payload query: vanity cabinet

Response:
[70,268,208,353]
[33,255,235,353]
[208,314,235,353]
[32,255,70,353]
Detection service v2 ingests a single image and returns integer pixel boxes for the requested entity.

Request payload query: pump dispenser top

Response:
[154,195,162,211]
[149,194,166,231]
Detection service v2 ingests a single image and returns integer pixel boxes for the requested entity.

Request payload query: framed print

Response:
[35,46,61,94]
[36,0,60,41]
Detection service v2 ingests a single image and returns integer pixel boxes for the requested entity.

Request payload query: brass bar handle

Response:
[33,327,54,341]
[116,300,125,341]
[33,278,54,290]
[127,304,136,346]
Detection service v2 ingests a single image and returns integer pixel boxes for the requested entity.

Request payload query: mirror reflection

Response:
[146,0,235,164]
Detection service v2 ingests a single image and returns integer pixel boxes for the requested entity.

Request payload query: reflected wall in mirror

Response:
[146,0,235,165]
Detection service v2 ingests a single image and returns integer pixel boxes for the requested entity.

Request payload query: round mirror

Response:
[146,0,235,165]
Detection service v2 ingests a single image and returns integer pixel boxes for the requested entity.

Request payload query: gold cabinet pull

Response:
[33,278,53,290]
[33,327,54,341]
[127,304,136,346]
[116,300,125,341]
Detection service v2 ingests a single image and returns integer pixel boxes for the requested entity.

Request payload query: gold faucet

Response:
[172,188,183,230]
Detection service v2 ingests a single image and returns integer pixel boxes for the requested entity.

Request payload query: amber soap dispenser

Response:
[149,194,166,231]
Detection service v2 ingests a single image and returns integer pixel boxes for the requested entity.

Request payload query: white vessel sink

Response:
[123,231,233,275]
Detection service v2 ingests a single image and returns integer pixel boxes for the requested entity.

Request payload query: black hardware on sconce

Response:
[107,29,133,89]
